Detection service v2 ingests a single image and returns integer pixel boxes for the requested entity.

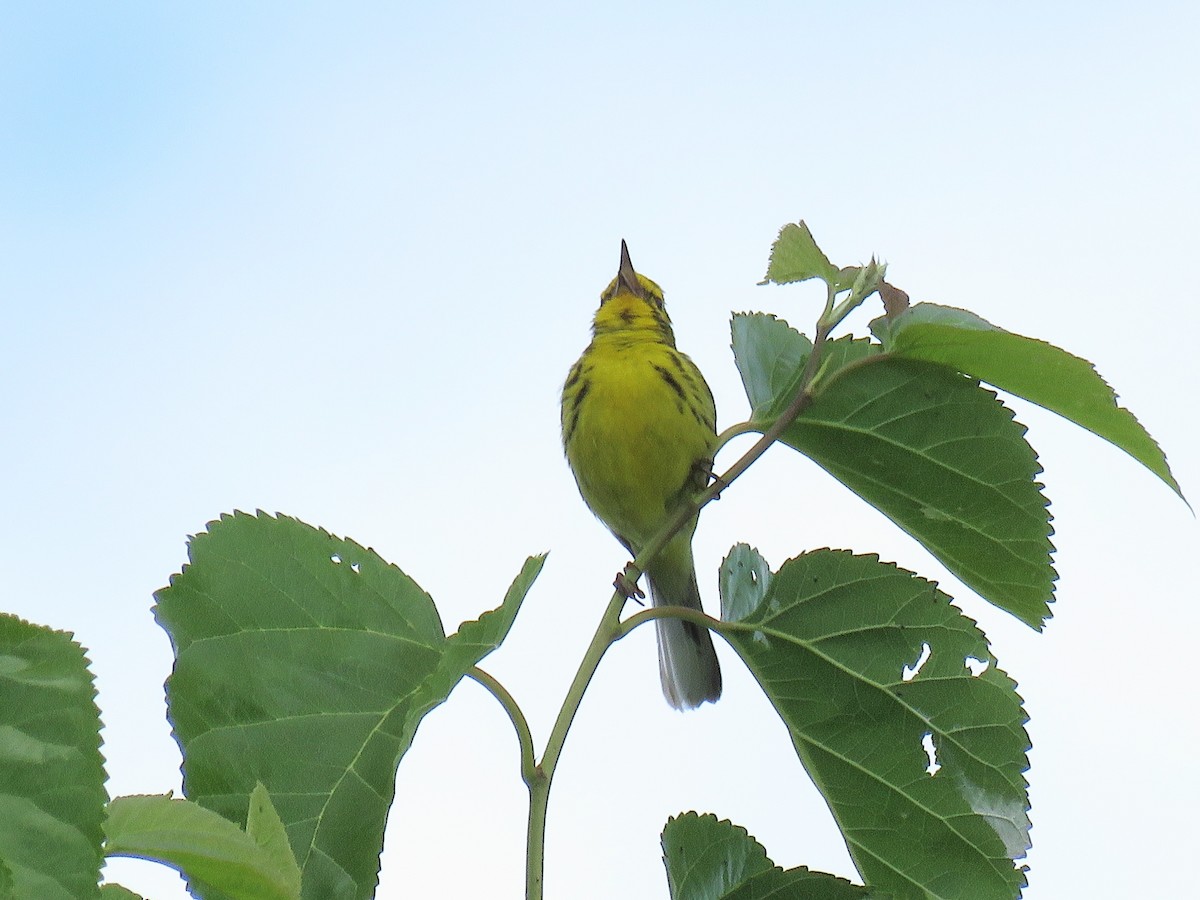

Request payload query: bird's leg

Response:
[614,562,646,605]
[695,457,728,498]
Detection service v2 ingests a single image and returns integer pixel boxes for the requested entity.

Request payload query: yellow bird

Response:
[561,242,722,709]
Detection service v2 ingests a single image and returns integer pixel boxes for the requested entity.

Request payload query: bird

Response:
[561,241,722,710]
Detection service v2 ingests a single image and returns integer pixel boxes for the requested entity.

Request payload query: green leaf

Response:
[808,336,879,391]
[730,313,812,422]
[661,813,774,900]
[103,793,301,900]
[782,356,1055,628]
[720,550,1030,900]
[0,614,106,900]
[870,302,994,345]
[834,265,866,294]
[873,302,1183,499]
[154,512,540,899]
[762,222,838,286]
[662,813,868,900]
[0,859,13,900]
[245,784,301,896]
[828,259,888,326]
[722,867,868,900]
[155,511,442,897]
[877,281,911,322]
[727,325,1048,623]
[719,544,772,624]
[99,885,144,899]
[730,317,887,425]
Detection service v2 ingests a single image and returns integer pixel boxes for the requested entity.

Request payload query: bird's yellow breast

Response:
[562,303,715,548]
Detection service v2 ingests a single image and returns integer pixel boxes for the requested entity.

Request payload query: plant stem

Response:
[525,591,625,900]
[714,420,760,450]
[469,667,537,786]
[618,603,725,640]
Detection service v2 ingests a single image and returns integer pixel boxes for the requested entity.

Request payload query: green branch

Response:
[525,591,625,900]
[618,604,728,641]
[468,667,537,787]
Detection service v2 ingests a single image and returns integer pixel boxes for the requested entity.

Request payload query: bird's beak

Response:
[617,240,643,297]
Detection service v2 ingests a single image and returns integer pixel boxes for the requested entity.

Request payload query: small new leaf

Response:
[850,258,886,300]
[245,784,301,897]
[834,266,864,294]
[730,313,812,422]
[762,221,838,286]
[104,794,301,900]
[719,544,773,623]
[878,280,910,320]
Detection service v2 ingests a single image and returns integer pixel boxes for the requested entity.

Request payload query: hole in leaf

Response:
[921,732,941,776]
[752,630,769,647]
[350,562,361,574]
[902,641,931,682]
[964,656,989,676]
[330,554,342,564]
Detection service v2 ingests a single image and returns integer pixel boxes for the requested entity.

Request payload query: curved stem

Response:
[618,604,726,641]
[468,667,537,787]
[714,420,760,453]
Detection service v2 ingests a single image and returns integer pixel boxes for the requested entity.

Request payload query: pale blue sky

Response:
[3,3,1197,898]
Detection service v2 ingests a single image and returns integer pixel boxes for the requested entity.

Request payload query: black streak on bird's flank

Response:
[563,361,583,390]
[667,353,688,375]
[672,357,699,390]
[652,363,688,412]
[564,379,590,445]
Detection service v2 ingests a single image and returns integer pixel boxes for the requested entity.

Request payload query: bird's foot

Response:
[697,458,728,498]
[614,563,646,605]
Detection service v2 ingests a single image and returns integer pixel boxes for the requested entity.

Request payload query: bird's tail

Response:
[646,538,722,710]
